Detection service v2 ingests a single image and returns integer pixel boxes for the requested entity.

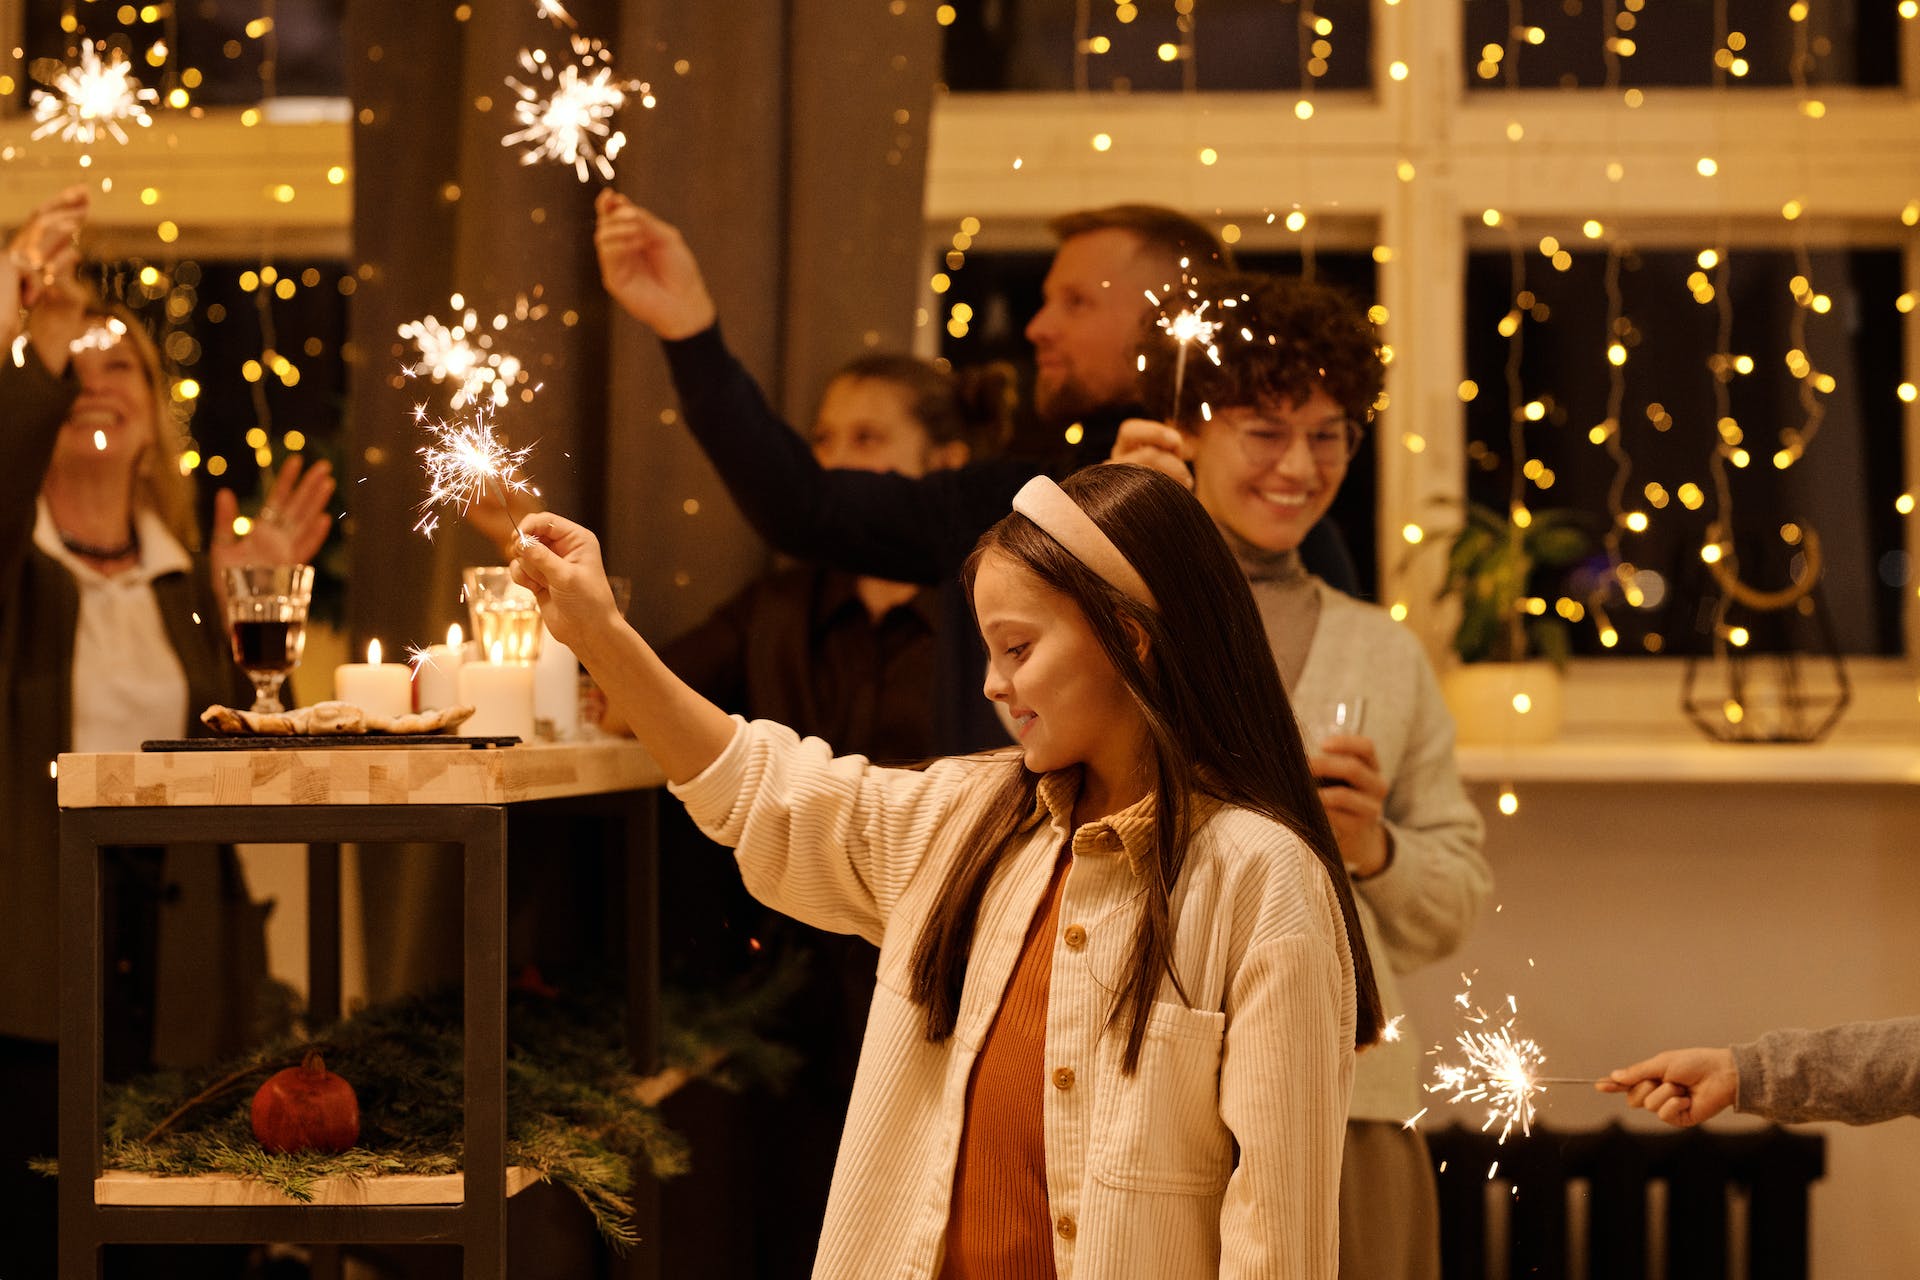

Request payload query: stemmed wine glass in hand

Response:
[224,564,314,714]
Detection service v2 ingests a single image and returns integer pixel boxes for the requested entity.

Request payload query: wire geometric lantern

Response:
[1679,521,1851,744]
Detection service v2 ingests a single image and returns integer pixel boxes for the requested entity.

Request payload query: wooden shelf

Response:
[1456,735,1920,786]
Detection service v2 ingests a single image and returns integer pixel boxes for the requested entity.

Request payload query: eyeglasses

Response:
[1229,417,1364,471]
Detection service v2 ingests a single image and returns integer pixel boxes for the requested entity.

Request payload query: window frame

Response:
[922,0,1920,735]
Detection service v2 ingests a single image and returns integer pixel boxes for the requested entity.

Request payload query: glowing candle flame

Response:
[367,638,384,664]
[503,37,651,183]
[30,42,159,147]
[411,404,535,541]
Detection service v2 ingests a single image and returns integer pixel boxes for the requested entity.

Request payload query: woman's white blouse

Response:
[670,716,1359,1279]
[35,501,194,752]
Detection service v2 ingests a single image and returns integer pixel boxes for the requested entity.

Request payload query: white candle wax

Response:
[457,653,535,741]
[533,624,579,741]
[334,639,413,718]
[413,624,467,711]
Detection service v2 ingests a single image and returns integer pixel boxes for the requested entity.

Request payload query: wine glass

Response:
[462,566,543,664]
[224,564,314,714]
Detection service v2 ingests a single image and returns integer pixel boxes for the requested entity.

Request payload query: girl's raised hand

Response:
[509,511,623,653]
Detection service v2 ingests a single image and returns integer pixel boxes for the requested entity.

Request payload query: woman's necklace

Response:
[58,528,139,561]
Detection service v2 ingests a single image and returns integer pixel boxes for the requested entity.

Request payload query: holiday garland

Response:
[37,970,802,1250]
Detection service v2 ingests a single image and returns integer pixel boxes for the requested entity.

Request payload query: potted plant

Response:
[1435,502,1591,745]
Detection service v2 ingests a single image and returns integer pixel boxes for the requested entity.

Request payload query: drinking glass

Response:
[1323,697,1366,741]
[224,564,314,714]
[462,566,543,664]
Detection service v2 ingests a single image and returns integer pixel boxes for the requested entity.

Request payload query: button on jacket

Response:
[671,717,1359,1279]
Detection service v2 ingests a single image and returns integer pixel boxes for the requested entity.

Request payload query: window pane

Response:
[937,246,1382,599]
[943,0,1372,93]
[1462,0,1899,90]
[1463,243,1907,658]
[20,0,347,108]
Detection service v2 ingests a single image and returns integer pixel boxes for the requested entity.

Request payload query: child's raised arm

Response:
[510,511,735,782]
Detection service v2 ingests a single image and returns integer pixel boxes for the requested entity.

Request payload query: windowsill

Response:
[1457,732,1920,785]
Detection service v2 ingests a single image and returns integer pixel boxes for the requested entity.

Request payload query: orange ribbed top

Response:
[941,848,1072,1280]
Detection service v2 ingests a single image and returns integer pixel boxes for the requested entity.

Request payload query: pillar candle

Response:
[457,647,535,741]
[533,624,579,740]
[334,639,413,719]
[413,623,467,712]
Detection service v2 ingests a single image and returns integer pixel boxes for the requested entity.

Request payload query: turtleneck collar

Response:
[1217,522,1309,586]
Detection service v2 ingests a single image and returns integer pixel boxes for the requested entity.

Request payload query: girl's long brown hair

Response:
[908,464,1383,1070]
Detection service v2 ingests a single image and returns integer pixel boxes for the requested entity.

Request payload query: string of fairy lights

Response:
[12,3,1918,691]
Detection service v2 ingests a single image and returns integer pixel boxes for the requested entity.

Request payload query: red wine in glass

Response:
[222,564,314,714]
[230,618,305,674]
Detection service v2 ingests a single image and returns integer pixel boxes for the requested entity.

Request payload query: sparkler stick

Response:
[1146,279,1222,423]
[411,404,536,545]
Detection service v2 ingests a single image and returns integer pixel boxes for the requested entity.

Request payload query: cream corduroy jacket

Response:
[671,716,1359,1279]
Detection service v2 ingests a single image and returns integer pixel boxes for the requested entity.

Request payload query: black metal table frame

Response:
[59,795,659,1280]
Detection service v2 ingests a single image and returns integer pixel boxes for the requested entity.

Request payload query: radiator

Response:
[1424,1122,1827,1280]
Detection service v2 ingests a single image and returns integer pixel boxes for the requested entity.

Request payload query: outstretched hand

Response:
[209,456,337,576]
[508,511,625,655]
[1596,1046,1739,1127]
[1108,418,1194,489]
[593,190,718,340]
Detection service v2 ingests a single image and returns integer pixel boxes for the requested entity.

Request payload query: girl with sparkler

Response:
[1,187,335,1277]
[512,464,1381,1278]
[1114,274,1491,1280]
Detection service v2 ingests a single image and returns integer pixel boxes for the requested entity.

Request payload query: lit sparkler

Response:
[399,305,526,411]
[412,404,535,543]
[533,0,577,27]
[30,41,159,147]
[1147,274,1223,422]
[1425,977,1549,1144]
[503,36,653,183]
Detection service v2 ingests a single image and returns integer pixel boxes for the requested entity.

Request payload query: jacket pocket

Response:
[1089,1001,1232,1195]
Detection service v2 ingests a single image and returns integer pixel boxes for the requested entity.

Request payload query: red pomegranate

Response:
[250,1051,360,1154]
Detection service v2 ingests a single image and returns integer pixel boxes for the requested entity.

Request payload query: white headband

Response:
[1010,475,1158,611]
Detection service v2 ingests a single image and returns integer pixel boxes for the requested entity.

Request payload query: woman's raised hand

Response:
[593,190,718,340]
[1108,418,1194,489]
[210,456,337,572]
[509,511,625,655]
[5,186,91,353]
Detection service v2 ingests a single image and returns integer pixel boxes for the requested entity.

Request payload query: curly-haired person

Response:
[1114,273,1492,1280]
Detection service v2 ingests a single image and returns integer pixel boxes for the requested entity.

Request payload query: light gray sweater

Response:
[1272,574,1492,1121]
[1736,1017,1920,1126]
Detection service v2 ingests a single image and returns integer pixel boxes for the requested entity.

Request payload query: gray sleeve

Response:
[1733,1017,1920,1126]
[1353,637,1491,975]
